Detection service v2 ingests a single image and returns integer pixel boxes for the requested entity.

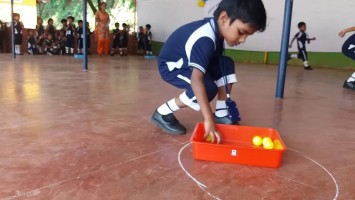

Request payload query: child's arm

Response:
[339,26,355,37]
[289,35,296,48]
[191,69,222,144]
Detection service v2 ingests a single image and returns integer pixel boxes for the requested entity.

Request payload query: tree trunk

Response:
[87,0,97,14]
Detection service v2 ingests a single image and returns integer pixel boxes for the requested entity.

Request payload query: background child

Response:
[76,20,84,54]
[65,16,75,55]
[13,13,24,55]
[110,22,120,56]
[86,22,91,54]
[289,22,316,70]
[36,17,45,54]
[44,34,55,55]
[119,23,129,56]
[46,18,56,42]
[151,0,266,141]
[57,30,66,55]
[339,26,355,90]
[137,26,145,55]
[60,19,67,33]
[145,24,152,55]
[28,29,39,55]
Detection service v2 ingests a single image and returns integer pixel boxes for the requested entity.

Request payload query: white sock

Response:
[15,45,20,54]
[71,48,74,54]
[215,100,228,117]
[303,61,309,67]
[157,99,180,115]
[291,54,297,59]
[66,47,69,53]
[347,72,355,82]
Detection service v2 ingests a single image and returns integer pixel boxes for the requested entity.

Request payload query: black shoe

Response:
[110,53,114,56]
[214,114,240,125]
[343,80,355,90]
[151,110,186,135]
[304,66,313,70]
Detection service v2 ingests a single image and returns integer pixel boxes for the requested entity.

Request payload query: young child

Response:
[60,19,67,33]
[36,17,45,54]
[65,16,76,55]
[110,22,120,56]
[76,20,84,54]
[57,30,66,55]
[46,18,56,42]
[86,22,92,54]
[137,26,145,55]
[289,22,316,70]
[339,26,355,90]
[13,13,24,55]
[145,24,153,55]
[28,29,39,55]
[151,0,267,141]
[119,23,129,56]
[45,34,55,55]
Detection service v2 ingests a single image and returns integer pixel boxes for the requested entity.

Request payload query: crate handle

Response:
[231,150,238,157]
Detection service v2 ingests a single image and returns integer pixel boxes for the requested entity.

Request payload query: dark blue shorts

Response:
[160,56,237,111]
[342,33,355,61]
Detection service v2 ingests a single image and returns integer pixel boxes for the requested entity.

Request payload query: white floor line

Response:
[178,142,221,200]
[289,148,339,200]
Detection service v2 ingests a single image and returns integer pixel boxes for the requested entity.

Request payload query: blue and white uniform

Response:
[294,31,311,62]
[342,33,355,61]
[158,18,237,111]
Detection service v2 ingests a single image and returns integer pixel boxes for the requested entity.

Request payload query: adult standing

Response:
[95,2,110,55]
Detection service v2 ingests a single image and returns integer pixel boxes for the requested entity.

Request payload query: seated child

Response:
[28,29,39,55]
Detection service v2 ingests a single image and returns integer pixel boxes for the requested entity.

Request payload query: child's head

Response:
[213,0,267,47]
[146,24,151,30]
[78,20,83,27]
[139,26,143,31]
[61,19,67,26]
[13,13,20,21]
[37,17,43,25]
[122,23,127,28]
[115,22,119,28]
[28,29,35,37]
[67,16,75,24]
[47,33,53,40]
[48,18,53,25]
[298,22,306,32]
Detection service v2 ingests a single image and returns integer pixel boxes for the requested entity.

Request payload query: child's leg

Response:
[298,50,312,70]
[209,56,238,123]
[153,69,218,135]
[343,72,355,90]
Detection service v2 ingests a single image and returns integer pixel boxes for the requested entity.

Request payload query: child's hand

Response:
[204,119,223,144]
[312,37,316,40]
[339,30,346,38]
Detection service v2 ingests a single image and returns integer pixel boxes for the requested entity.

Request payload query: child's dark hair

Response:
[48,18,53,23]
[139,26,143,29]
[13,13,20,18]
[213,0,267,32]
[67,16,75,21]
[61,19,67,23]
[298,22,306,28]
[122,23,127,27]
[115,22,119,26]
[78,20,83,24]
[146,24,151,30]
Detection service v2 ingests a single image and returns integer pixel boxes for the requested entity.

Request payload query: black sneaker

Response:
[151,110,186,135]
[304,66,313,70]
[214,114,240,125]
[343,80,355,90]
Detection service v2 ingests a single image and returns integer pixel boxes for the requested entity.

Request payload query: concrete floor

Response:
[0,54,354,200]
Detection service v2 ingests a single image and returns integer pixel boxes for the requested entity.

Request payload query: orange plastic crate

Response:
[190,123,287,168]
